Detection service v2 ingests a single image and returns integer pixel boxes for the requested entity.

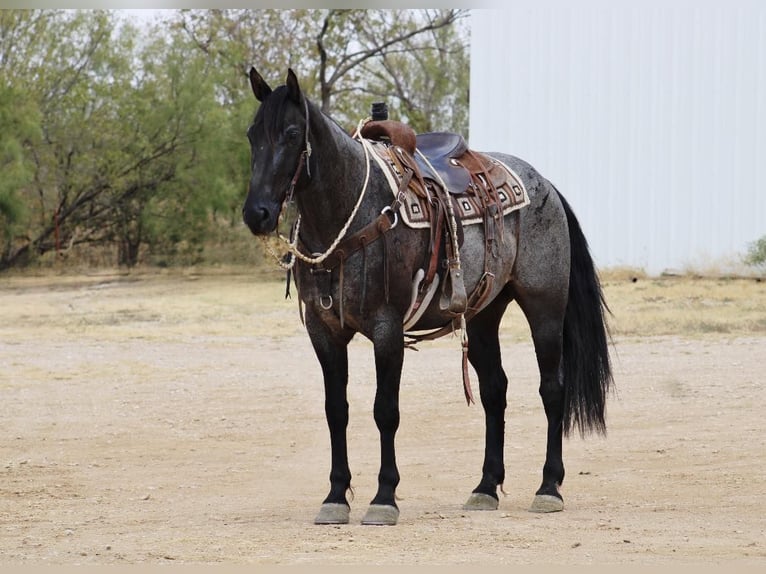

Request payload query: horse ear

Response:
[249,67,272,102]
[286,68,302,103]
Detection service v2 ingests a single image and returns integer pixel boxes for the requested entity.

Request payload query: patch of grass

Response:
[601,274,766,338]
[2,270,764,343]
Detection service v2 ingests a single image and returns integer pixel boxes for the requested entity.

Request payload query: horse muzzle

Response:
[242,200,279,235]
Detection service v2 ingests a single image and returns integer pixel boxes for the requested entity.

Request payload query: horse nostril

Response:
[251,207,269,225]
[243,205,272,233]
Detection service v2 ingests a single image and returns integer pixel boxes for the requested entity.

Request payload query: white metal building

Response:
[469,1,765,275]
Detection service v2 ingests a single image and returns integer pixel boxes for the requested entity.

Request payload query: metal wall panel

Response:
[470,2,766,274]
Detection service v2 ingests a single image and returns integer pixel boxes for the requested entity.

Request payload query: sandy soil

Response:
[0,273,764,565]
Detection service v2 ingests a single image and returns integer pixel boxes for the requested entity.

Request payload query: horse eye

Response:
[286,128,300,143]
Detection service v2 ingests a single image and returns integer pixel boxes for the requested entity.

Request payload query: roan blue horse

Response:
[242,68,613,526]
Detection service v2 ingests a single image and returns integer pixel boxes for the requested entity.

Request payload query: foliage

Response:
[177,9,469,132]
[0,84,39,256]
[1,10,117,267]
[744,236,766,271]
[312,9,468,132]
[358,11,470,133]
[0,9,470,270]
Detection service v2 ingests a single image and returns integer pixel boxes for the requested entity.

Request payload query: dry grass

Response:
[600,273,766,339]
[493,269,766,342]
[2,266,764,346]
[0,268,296,345]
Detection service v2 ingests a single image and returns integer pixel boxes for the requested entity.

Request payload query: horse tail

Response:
[556,189,613,437]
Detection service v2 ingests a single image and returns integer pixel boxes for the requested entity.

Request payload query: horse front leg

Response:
[361,310,404,526]
[306,308,355,525]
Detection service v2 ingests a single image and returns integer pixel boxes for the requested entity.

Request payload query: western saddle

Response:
[358,119,515,404]
[299,117,515,404]
[359,118,508,323]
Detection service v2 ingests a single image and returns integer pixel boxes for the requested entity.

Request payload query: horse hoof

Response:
[462,492,499,511]
[361,504,399,526]
[314,503,350,525]
[529,494,564,513]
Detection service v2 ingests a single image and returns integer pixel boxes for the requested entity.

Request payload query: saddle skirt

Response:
[363,123,530,229]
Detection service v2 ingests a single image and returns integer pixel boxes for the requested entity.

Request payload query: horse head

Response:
[242,67,311,235]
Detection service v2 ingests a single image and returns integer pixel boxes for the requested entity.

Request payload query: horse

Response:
[242,67,613,526]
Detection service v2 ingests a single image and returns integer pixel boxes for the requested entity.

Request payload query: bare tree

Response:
[314,10,468,116]
[178,9,469,130]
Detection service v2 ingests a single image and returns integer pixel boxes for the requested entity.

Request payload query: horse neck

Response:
[295,105,385,252]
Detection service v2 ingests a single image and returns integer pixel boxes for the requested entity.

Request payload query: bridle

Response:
[260,116,387,271]
[286,97,312,203]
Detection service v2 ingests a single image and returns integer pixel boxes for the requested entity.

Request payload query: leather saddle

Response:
[360,121,475,196]
[414,132,472,195]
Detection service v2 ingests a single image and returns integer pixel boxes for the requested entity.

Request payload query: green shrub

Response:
[744,236,766,270]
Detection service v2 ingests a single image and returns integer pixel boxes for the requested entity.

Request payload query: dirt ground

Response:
[0,272,764,565]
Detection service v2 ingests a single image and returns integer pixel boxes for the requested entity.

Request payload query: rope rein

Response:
[261,116,374,270]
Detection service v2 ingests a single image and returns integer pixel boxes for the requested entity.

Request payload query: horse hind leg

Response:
[462,294,512,511]
[520,298,567,513]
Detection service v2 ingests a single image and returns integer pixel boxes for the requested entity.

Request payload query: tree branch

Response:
[327,9,465,86]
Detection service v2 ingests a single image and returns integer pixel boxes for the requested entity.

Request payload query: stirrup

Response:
[440,264,468,316]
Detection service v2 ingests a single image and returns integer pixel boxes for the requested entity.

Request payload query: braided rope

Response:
[262,117,374,269]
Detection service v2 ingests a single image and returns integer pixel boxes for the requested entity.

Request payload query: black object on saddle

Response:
[371,102,389,121]
[414,132,472,195]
